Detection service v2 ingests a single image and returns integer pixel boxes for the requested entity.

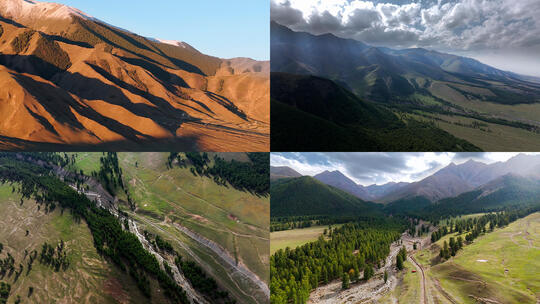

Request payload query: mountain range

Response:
[272,153,540,204]
[271,21,540,151]
[271,21,540,104]
[0,0,269,151]
[271,154,540,219]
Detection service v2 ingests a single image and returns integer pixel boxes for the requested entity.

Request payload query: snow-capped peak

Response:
[155,39,187,48]
[0,0,95,21]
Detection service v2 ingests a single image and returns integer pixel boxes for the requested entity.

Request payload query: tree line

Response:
[435,208,540,260]
[168,152,269,196]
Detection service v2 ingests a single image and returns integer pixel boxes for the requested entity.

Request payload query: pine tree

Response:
[397,255,404,270]
[342,273,350,289]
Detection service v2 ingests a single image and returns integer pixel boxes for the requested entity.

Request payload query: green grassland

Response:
[0,184,155,304]
[270,225,337,255]
[66,152,102,175]
[66,152,269,303]
[417,212,540,303]
[410,112,540,151]
[117,153,269,279]
[379,261,422,304]
[430,81,540,123]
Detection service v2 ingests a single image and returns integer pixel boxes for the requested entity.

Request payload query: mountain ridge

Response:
[0,0,270,151]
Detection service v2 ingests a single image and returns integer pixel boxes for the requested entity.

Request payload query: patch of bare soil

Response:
[103,277,130,304]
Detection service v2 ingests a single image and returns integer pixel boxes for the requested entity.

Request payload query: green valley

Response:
[0,152,269,304]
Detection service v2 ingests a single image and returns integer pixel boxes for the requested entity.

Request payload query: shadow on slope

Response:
[72,17,207,76]
[271,72,482,151]
[0,54,197,135]
[0,134,200,151]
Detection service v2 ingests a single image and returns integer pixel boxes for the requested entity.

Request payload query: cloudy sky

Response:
[271,0,540,76]
[271,152,539,186]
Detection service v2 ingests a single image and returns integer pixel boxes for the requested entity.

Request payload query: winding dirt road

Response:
[408,255,427,304]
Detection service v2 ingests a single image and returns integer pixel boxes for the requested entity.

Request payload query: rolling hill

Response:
[271,72,481,151]
[0,0,269,151]
[270,176,382,218]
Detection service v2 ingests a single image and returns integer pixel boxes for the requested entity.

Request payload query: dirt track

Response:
[408,255,427,304]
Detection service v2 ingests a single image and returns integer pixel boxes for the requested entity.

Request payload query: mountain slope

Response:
[423,175,540,217]
[314,170,371,200]
[270,176,381,217]
[0,0,269,151]
[271,21,540,151]
[271,72,481,151]
[271,21,540,105]
[270,165,302,180]
[380,154,540,203]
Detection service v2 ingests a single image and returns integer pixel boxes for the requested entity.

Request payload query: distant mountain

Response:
[271,21,540,105]
[271,72,480,151]
[381,154,540,203]
[270,176,381,218]
[427,174,540,216]
[0,0,269,151]
[366,182,409,199]
[270,166,302,180]
[314,170,371,200]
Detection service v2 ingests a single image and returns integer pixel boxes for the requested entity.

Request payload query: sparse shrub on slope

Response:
[34,34,71,71]
[11,30,35,53]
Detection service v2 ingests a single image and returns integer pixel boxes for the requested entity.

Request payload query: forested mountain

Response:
[270,166,302,180]
[274,154,540,221]
[0,0,269,151]
[271,72,480,151]
[270,176,382,218]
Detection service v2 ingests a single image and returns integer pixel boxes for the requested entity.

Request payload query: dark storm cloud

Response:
[270,0,540,57]
[270,0,304,27]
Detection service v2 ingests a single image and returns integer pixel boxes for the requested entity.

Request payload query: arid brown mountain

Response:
[0,0,269,151]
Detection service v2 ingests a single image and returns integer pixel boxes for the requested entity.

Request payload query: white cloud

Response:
[271,152,540,186]
[271,0,540,75]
